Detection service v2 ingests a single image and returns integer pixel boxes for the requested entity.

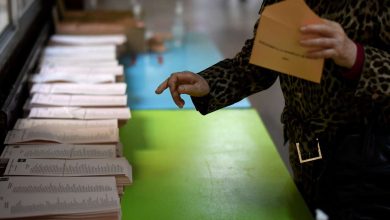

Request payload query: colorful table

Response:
[119,109,312,219]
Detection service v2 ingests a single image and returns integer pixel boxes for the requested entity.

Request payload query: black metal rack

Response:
[0,1,55,151]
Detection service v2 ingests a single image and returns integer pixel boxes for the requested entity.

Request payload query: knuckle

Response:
[169,73,177,80]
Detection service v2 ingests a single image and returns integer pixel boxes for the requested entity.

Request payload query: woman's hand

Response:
[155,71,210,108]
[299,19,357,69]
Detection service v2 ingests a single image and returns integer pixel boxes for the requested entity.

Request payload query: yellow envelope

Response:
[249,0,324,83]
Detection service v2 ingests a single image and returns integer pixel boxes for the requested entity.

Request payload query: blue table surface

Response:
[121,32,251,110]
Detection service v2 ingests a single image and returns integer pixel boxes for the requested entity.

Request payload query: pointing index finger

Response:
[155,79,168,94]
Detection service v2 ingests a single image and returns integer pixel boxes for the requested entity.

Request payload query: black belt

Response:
[294,121,390,164]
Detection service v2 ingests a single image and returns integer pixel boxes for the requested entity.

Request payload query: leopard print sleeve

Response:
[355,3,390,99]
[355,45,390,99]
[191,0,281,115]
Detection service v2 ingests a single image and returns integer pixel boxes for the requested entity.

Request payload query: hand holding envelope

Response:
[299,19,358,71]
[250,0,325,83]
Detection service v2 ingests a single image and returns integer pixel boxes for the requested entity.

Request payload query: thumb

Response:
[178,84,207,97]
[177,84,193,94]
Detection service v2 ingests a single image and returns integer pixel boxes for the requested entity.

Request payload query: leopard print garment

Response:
[192,0,390,148]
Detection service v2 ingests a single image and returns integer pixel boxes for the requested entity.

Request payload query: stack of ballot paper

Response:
[1,34,133,219]
[52,7,147,53]
[49,34,127,46]
[26,35,131,125]
[0,176,121,219]
[1,158,132,192]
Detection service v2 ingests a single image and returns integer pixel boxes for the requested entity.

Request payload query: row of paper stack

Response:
[0,34,132,220]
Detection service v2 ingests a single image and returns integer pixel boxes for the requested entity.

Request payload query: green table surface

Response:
[119,109,313,220]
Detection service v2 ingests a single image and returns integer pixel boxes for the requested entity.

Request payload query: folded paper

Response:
[250,0,324,83]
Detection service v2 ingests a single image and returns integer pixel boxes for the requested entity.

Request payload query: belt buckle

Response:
[295,138,323,163]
